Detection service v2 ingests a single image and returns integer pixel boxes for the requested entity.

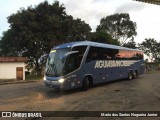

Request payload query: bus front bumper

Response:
[44,80,64,89]
[44,76,82,90]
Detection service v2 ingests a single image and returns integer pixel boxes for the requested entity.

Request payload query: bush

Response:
[26,74,43,81]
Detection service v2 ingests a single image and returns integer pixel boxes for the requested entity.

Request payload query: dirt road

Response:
[0,71,160,120]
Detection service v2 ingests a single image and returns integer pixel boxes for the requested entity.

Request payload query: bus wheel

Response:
[128,71,133,80]
[82,77,89,91]
[133,71,138,79]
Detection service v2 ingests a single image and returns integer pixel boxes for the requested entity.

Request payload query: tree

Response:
[138,38,160,62]
[97,13,137,45]
[1,1,91,75]
[0,29,18,56]
[123,37,137,49]
[89,32,119,45]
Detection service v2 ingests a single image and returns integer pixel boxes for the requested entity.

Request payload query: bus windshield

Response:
[46,48,70,77]
[45,46,87,77]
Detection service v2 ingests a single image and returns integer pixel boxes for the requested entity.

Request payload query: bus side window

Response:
[86,52,98,62]
[86,47,119,62]
[63,46,87,74]
[86,47,98,62]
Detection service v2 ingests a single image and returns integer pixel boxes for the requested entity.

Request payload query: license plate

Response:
[51,81,59,85]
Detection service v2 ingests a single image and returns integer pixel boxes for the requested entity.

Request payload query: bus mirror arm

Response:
[64,51,79,57]
[62,51,79,64]
[39,54,49,64]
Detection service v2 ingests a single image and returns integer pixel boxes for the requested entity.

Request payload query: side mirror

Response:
[39,54,49,64]
[62,51,79,63]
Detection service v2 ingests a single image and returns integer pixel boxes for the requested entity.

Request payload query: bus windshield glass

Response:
[45,46,87,77]
[46,48,70,77]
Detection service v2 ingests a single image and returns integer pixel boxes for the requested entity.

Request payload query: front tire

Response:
[128,71,133,80]
[82,77,89,91]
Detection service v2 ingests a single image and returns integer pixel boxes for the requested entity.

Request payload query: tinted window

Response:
[64,46,87,74]
[86,46,143,62]
[86,46,119,62]
[116,50,143,60]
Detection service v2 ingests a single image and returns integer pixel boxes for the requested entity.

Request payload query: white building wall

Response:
[0,62,25,80]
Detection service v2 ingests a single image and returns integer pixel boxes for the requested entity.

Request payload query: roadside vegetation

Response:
[26,74,43,81]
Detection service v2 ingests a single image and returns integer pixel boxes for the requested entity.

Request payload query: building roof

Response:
[0,57,28,62]
[134,0,160,5]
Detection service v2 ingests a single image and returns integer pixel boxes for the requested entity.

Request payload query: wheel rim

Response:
[129,73,132,80]
[133,71,138,79]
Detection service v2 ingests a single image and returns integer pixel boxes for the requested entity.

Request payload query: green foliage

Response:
[26,74,43,81]
[97,13,137,45]
[0,29,18,56]
[123,37,137,49]
[89,32,119,45]
[138,38,160,62]
[0,1,91,75]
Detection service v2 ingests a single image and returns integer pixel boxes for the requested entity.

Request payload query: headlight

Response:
[43,76,46,81]
[58,78,64,83]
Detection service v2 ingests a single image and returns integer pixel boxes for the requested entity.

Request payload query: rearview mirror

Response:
[64,51,79,57]
[39,54,49,64]
[61,51,79,63]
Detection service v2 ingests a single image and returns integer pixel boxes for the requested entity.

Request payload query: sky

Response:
[0,0,160,44]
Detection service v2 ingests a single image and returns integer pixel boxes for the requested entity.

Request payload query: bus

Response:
[44,41,144,90]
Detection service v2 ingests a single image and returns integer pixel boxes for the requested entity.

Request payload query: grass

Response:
[26,74,43,81]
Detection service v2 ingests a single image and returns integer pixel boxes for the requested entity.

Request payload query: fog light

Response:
[58,78,64,83]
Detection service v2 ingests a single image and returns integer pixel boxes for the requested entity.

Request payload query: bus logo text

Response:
[94,60,138,68]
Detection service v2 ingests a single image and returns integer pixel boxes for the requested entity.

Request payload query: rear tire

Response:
[128,71,133,80]
[82,77,89,91]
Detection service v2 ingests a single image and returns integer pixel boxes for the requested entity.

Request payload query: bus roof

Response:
[52,41,141,51]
